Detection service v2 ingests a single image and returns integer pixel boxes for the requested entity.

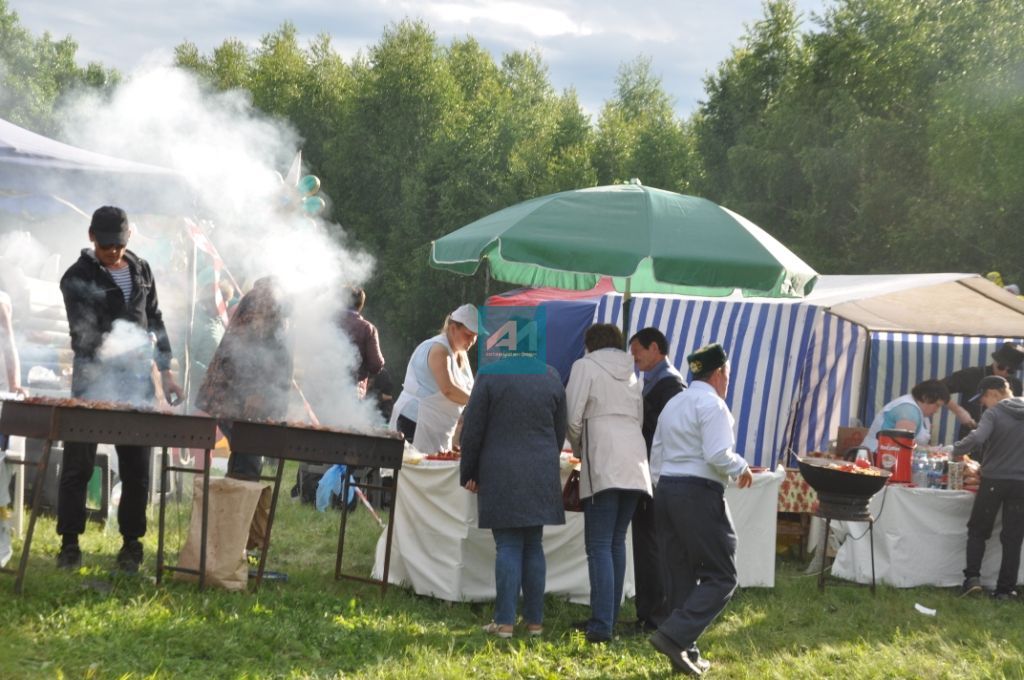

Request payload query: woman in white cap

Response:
[389,304,478,453]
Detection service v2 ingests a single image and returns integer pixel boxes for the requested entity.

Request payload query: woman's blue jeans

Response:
[492,525,546,626]
[583,489,641,638]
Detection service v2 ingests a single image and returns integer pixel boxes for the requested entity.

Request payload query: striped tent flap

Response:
[788,313,865,458]
[595,295,856,468]
[865,333,1024,445]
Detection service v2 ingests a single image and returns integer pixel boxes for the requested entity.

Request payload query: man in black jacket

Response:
[628,327,686,633]
[56,206,183,572]
[943,342,1023,444]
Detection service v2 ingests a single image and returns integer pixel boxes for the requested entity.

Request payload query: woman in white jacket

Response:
[566,323,653,643]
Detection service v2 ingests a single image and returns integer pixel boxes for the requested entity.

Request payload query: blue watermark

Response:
[477,305,547,374]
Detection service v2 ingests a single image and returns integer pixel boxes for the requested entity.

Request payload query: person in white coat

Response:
[389,304,477,453]
[566,323,653,643]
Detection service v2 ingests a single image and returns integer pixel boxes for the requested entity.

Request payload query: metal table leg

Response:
[818,518,830,593]
[252,458,284,592]
[12,439,53,594]
[869,519,876,595]
[198,448,211,591]
[156,446,168,584]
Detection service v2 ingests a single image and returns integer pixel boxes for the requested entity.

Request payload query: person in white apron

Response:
[389,304,477,452]
[862,379,951,451]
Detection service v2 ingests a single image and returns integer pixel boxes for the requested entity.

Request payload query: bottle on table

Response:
[927,459,943,489]
[912,447,930,488]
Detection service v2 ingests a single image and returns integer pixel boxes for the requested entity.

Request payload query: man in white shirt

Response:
[648,343,752,676]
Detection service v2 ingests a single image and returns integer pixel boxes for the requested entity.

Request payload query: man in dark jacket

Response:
[628,327,685,633]
[943,342,1023,443]
[56,206,183,572]
[954,376,1024,600]
[337,286,384,399]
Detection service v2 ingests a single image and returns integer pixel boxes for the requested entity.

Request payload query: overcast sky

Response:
[12,0,828,118]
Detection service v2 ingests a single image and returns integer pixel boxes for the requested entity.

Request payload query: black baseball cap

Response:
[89,206,130,246]
[970,375,1010,402]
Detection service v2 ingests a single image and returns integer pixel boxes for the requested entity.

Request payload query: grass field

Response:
[3,466,1024,679]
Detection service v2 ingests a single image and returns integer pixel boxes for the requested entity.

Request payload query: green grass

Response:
[3,465,1024,679]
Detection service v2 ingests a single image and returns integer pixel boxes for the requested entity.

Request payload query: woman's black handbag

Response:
[562,469,583,512]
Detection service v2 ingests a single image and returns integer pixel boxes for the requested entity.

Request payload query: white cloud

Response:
[423,2,593,38]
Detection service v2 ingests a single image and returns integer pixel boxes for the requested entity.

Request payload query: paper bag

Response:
[175,476,268,591]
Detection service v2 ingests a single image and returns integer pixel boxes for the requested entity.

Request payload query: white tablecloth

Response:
[372,463,783,602]
[828,484,1024,588]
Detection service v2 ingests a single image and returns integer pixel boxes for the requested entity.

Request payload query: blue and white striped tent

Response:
[496,273,1024,468]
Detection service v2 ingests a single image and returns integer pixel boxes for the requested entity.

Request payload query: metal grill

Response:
[0,401,217,447]
[226,420,405,593]
[228,421,403,468]
[0,400,218,594]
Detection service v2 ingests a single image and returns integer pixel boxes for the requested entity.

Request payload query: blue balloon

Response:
[297,174,321,196]
[302,196,326,215]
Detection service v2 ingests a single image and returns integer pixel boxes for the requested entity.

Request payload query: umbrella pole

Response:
[622,279,632,348]
[483,259,490,301]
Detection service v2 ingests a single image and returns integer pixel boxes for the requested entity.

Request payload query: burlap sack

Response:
[175,476,268,590]
[247,484,273,551]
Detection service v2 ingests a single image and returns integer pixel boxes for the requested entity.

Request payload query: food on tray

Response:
[23,395,154,412]
[425,450,460,461]
[824,461,883,476]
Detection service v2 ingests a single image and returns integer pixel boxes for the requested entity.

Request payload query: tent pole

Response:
[183,234,197,413]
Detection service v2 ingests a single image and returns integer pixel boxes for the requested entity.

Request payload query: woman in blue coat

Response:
[460,356,568,638]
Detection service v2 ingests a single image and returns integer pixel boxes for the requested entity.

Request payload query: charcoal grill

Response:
[798,456,888,594]
[0,400,217,594]
[220,420,404,593]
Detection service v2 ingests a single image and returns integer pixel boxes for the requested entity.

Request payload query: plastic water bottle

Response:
[912,448,929,488]
[927,460,942,489]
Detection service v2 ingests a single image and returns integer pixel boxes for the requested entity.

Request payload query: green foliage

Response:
[695,0,1024,281]
[0,0,118,134]
[595,57,694,191]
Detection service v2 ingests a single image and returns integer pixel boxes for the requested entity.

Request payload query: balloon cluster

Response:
[296,174,326,216]
[278,172,325,217]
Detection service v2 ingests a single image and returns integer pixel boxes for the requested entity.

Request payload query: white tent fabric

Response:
[0,116,189,216]
[0,117,175,175]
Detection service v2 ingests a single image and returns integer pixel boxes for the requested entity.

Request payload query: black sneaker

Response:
[56,544,82,570]
[993,590,1018,602]
[687,646,712,673]
[960,576,983,597]
[116,540,144,573]
[649,630,703,676]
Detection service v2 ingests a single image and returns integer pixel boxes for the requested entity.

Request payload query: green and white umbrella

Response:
[431,182,818,300]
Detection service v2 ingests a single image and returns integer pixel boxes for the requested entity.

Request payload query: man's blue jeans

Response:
[584,489,641,639]
[492,526,546,626]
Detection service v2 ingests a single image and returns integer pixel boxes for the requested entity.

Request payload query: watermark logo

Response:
[478,305,547,374]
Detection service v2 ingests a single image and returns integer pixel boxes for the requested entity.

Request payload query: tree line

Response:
[2,0,1022,368]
